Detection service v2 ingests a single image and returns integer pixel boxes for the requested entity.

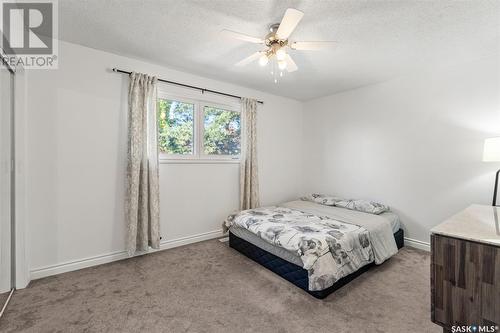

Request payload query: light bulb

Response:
[278,60,287,70]
[258,55,269,66]
[276,49,286,61]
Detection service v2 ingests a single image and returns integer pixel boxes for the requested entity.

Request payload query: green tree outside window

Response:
[157,99,194,154]
[203,106,241,155]
[157,99,241,157]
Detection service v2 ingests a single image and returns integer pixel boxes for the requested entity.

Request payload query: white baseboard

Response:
[30,230,429,280]
[404,237,430,252]
[30,229,222,280]
[158,229,222,251]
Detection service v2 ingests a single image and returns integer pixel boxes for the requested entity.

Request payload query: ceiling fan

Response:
[221,8,336,77]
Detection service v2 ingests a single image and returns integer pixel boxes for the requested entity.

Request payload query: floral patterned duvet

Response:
[223,206,375,291]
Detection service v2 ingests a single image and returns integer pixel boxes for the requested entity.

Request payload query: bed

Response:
[224,198,404,299]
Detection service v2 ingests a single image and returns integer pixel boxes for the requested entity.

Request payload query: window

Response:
[203,106,241,156]
[158,99,194,155]
[157,94,241,162]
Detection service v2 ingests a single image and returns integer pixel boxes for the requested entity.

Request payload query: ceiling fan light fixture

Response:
[258,54,269,66]
[276,48,287,61]
[226,8,336,79]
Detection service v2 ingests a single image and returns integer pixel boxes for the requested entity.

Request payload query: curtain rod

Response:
[112,68,264,104]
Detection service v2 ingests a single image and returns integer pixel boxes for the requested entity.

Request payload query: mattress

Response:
[229,201,401,268]
[230,225,303,266]
[379,211,400,233]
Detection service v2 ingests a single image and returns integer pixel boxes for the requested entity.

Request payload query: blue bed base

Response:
[229,229,404,299]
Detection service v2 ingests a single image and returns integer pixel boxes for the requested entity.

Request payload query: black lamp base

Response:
[493,169,500,207]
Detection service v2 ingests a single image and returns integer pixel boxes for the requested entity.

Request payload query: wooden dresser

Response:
[431,205,500,332]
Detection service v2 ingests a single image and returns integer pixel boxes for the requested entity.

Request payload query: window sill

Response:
[159,159,241,165]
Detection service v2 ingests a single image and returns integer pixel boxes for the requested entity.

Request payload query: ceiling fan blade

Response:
[290,41,337,50]
[276,8,304,40]
[284,54,298,72]
[221,29,263,44]
[235,52,262,67]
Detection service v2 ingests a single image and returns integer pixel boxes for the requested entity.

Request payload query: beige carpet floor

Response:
[0,239,440,333]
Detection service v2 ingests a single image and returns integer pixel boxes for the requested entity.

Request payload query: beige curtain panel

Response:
[240,98,260,210]
[126,72,161,255]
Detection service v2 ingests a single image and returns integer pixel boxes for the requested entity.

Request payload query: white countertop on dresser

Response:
[431,204,500,246]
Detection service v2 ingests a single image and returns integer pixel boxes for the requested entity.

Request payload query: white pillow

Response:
[334,199,390,215]
[302,194,390,215]
[301,193,342,206]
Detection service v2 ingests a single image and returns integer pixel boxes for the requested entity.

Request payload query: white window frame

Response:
[157,88,242,164]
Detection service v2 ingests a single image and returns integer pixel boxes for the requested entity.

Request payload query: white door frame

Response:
[13,65,29,289]
[0,48,29,292]
[0,53,15,294]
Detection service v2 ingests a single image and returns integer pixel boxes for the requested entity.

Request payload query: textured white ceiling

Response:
[58,0,500,101]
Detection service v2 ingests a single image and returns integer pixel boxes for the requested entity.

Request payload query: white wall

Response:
[27,41,303,276]
[303,56,500,245]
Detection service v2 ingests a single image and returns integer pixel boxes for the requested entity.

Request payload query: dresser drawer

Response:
[431,234,500,330]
